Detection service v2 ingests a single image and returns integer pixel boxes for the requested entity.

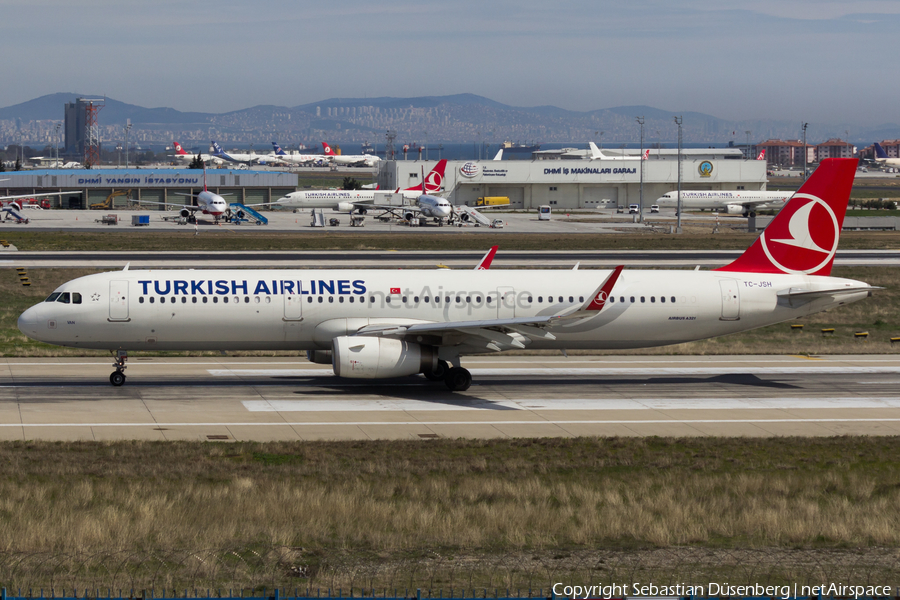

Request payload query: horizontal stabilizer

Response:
[776,285,881,306]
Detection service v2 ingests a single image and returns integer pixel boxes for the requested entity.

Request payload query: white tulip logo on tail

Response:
[759,193,839,274]
[424,171,443,193]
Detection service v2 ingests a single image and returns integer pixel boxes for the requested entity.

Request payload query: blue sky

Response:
[2,0,897,126]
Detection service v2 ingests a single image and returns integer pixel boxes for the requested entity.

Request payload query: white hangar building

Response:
[0,169,298,210]
[377,149,768,210]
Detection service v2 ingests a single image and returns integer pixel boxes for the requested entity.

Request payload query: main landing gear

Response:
[423,360,472,392]
[110,350,127,386]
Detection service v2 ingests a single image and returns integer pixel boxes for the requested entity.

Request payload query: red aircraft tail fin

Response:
[715,158,857,276]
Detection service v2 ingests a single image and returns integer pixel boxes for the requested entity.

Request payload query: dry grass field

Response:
[2,438,900,589]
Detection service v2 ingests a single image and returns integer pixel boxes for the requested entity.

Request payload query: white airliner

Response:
[171,141,224,165]
[271,160,448,213]
[589,142,649,161]
[321,142,381,167]
[135,168,228,224]
[18,159,876,392]
[873,143,900,167]
[211,141,259,164]
[372,193,453,224]
[257,142,328,166]
[655,190,793,216]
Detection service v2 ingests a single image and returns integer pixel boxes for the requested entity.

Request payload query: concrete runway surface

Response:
[1,354,898,441]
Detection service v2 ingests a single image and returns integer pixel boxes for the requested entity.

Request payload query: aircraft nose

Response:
[437,205,451,217]
[18,306,38,338]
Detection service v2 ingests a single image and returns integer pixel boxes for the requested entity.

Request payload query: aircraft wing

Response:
[1,191,83,201]
[170,191,233,198]
[353,267,624,352]
[132,199,194,212]
[732,196,791,207]
[354,315,560,351]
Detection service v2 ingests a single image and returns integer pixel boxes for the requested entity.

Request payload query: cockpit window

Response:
[46,292,61,303]
[72,293,82,305]
[57,292,71,304]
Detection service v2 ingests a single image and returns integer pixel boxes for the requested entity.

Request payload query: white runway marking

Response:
[3,418,900,428]
[242,397,900,412]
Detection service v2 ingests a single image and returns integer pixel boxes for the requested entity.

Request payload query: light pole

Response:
[802,122,808,178]
[636,116,644,223]
[116,144,122,168]
[598,130,604,149]
[745,130,752,159]
[54,123,61,168]
[124,121,132,168]
[674,115,683,234]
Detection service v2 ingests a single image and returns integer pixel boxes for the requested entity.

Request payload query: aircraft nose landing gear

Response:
[110,350,128,386]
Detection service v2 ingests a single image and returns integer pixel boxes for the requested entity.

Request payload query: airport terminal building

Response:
[0,169,297,210]
[378,149,768,209]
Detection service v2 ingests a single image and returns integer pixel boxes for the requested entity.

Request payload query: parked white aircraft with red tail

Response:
[270,159,448,213]
[169,141,223,165]
[135,167,229,224]
[19,159,876,390]
[321,142,381,167]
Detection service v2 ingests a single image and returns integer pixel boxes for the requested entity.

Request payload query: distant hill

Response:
[0,93,210,124]
[1,92,895,146]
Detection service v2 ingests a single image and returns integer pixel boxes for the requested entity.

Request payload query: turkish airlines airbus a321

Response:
[19,159,876,391]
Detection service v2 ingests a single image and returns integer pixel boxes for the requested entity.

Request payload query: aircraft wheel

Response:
[423,360,449,381]
[749,211,757,218]
[444,367,472,392]
[109,371,126,387]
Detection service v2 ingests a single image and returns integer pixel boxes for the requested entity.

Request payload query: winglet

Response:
[582,265,624,311]
[475,245,499,270]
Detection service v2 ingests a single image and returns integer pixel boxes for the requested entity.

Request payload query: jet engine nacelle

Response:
[336,202,356,213]
[180,208,192,218]
[332,336,437,379]
[404,212,416,222]
[306,349,332,365]
[724,204,744,215]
